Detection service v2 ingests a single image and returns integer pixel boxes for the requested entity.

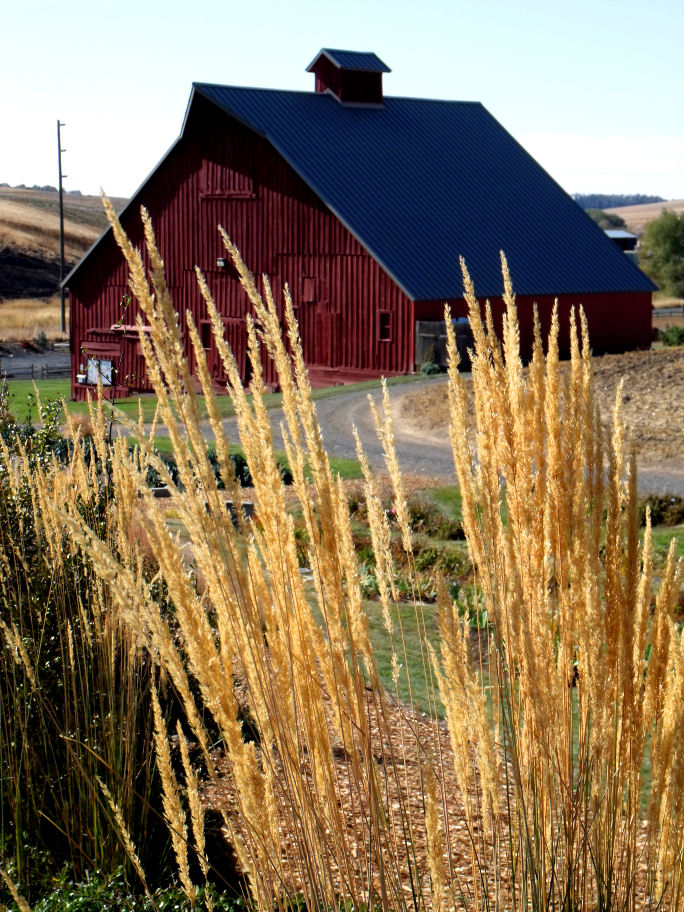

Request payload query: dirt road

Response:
[220,359,684,496]
[394,347,684,496]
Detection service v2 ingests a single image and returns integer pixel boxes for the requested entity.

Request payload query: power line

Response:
[57,120,67,335]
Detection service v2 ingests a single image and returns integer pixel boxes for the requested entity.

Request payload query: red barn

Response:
[65,49,655,399]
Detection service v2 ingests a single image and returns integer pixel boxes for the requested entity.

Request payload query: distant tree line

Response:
[0,182,82,195]
[573,193,665,209]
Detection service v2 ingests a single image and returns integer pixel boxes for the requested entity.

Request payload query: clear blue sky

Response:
[2,0,682,200]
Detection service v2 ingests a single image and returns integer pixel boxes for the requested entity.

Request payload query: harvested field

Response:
[0,296,64,340]
[398,347,684,462]
[604,198,684,234]
[0,187,126,299]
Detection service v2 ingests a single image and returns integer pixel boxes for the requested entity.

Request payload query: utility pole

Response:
[57,120,67,334]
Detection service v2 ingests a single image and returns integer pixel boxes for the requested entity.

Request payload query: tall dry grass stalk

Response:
[58,201,682,912]
[443,258,684,911]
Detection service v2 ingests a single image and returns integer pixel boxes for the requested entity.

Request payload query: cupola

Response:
[306,48,390,105]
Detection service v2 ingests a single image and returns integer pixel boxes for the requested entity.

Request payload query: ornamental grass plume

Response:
[444,254,684,911]
[58,200,682,912]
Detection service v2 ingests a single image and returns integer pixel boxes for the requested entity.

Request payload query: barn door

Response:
[315,311,341,367]
[275,256,330,365]
[223,317,251,387]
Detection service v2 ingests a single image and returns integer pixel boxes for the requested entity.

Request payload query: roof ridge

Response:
[193,83,481,106]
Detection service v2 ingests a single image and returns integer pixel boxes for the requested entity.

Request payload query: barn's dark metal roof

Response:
[306,49,391,73]
[192,83,655,300]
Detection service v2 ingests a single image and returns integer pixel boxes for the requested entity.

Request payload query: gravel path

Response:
[217,377,456,480]
[219,375,683,496]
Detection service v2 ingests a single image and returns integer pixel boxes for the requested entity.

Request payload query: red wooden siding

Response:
[69,94,413,399]
[415,291,652,360]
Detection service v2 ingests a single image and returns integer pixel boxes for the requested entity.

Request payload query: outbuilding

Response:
[605,229,638,252]
[65,49,656,399]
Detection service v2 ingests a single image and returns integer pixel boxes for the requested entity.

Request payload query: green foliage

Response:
[573,193,664,209]
[0,378,64,459]
[406,496,464,540]
[413,544,470,578]
[0,864,247,912]
[658,324,684,346]
[586,208,627,230]
[419,360,441,376]
[33,329,49,349]
[639,209,684,296]
[639,494,684,527]
[447,581,489,629]
[145,448,256,489]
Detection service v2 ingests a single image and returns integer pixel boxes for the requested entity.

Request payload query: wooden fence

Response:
[0,362,70,380]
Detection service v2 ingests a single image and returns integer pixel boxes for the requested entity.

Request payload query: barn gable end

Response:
[68,90,414,399]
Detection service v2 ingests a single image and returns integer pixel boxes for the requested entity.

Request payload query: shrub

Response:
[658,324,684,347]
[33,329,48,349]
[0,865,246,912]
[640,209,684,297]
[0,389,171,890]
[419,360,441,376]
[407,496,464,540]
[639,493,684,526]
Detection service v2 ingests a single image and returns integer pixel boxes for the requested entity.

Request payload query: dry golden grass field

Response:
[0,295,64,340]
[0,196,97,261]
[604,198,684,234]
[0,186,125,258]
[0,187,127,302]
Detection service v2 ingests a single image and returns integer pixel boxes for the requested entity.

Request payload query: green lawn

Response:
[5,372,426,426]
[419,484,463,519]
[650,524,684,565]
[147,434,363,481]
[5,373,430,481]
[365,598,443,713]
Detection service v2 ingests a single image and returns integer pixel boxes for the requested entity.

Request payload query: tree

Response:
[639,209,684,297]
[573,193,665,209]
[586,208,627,230]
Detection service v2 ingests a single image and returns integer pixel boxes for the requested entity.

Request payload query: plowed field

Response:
[398,347,684,463]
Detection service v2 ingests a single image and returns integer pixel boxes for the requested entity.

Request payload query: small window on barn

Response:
[200,320,212,350]
[86,358,113,386]
[302,277,316,303]
[379,311,391,342]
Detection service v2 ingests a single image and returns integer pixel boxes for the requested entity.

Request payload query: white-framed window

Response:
[86,357,113,386]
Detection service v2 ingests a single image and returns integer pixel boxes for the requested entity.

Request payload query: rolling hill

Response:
[604,198,684,235]
[0,187,127,298]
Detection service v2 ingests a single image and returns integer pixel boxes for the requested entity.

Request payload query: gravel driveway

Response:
[220,376,684,497]
[2,343,679,497]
